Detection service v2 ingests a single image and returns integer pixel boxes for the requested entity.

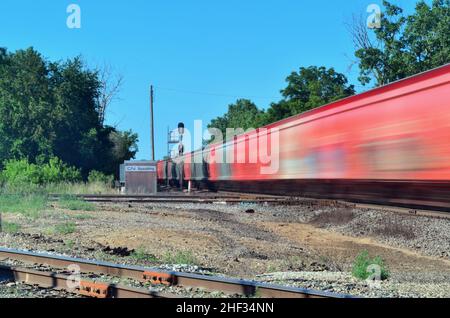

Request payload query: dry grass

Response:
[1,181,117,196]
[45,182,117,195]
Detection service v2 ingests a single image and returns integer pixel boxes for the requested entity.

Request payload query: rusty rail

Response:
[0,264,174,298]
[0,247,354,298]
[50,194,298,206]
[49,193,450,219]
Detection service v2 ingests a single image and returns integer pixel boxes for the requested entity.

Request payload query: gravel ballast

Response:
[0,196,449,298]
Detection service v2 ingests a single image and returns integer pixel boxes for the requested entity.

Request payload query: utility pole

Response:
[150,85,155,161]
[167,126,170,158]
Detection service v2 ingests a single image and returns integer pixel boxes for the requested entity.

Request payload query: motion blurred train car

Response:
[158,64,450,210]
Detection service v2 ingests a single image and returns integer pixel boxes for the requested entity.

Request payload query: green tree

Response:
[351,0,450,86]
[49,57,112,173]
[0,47,138,177]
[106,130,139,178]
[208,99,263,140]
[260,66,355,125]
[207,67,354,136]
[0,48,54,163]
[403,0,450,73]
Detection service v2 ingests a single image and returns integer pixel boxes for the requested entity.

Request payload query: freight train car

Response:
[158,64,450,210]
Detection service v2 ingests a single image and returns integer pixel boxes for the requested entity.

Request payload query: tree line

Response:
[208,0,449,138]
[0,47,138,179]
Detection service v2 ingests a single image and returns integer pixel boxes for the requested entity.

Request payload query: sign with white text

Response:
[125,166,156,172]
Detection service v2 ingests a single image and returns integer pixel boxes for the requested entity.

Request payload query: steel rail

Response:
[49,193,450,219]
[49,194,296,205]
[0,247,354,298]
[0,264,174,298]
[50,194,290,200]
[346,201,450,220]
[82,198,292,204]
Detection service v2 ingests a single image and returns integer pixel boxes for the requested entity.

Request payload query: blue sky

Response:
[0,0,419,160]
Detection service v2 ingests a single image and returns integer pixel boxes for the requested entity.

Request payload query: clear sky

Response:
[0,0,419,160]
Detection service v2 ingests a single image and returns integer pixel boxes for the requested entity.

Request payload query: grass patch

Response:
[73,213,94,220]
[65,239,75,249]
[1,181,116,196]
[54,222,76,235]
[1,221,21,234]
[163,250,198,265]
[310,209,355,227]
[44,182,116,195]
[59,196,95,211]
[131,247,159,263]
[352,251,389,281]
[0,194,48,218]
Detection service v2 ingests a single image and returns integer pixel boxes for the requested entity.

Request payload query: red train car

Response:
[158,64,450,209]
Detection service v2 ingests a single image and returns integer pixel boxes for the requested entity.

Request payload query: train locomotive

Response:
[158,64,450,210]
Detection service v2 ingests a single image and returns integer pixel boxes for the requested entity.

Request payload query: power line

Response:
[154,86,281,101]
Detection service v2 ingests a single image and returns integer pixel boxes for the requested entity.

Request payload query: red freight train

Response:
[158,64,450,210]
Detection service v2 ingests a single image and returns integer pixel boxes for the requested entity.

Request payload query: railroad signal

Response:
[178,122,185,135]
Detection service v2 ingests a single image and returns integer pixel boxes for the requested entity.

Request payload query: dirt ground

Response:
[5,200,448,275]
[89,204,449,276]
[1,198,449,297]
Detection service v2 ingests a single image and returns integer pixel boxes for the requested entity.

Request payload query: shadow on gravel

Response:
[188,209,279,242]
[372,219,416,240]
[309,209,355,227]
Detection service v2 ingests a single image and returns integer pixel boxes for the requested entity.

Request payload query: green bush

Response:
[41,157,82,184]
[352,251,390,281]
[88,170,114,185]
[0,159,41,185]
[1,158,81,186]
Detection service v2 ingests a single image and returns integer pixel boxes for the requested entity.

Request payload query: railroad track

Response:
[344,201,450,220]
[50,193,296,205]
[0,265,171,298]
[0,248,353,299]
[49,192,450,219]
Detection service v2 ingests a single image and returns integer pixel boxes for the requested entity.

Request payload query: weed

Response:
[163,250,198,265]
[54,222,76,235]
[65,239,75,249]
[1,221,21,234]
[59,196,95,211]
[352,250,389,281]
[131,247,159,263]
